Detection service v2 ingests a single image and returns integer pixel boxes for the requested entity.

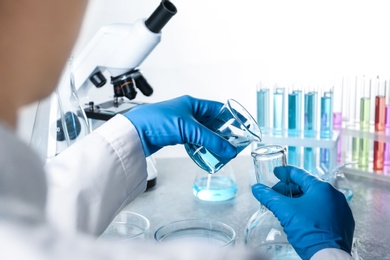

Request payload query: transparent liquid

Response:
[360,97,370,130]
[185,136,251,173]
[257,89,270,134]
[193,175,237,201]
[273,89,285,136]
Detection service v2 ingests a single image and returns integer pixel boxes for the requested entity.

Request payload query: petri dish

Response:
[100,211,150,242]
[154,219,236,247]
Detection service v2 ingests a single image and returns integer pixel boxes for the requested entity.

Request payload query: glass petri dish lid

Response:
[100,211,150,241]
[154,219,236,247]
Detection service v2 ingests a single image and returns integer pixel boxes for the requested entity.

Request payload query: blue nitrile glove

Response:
[124,95,237,159]
[252,165,355,260]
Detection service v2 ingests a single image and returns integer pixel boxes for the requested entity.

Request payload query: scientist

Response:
[0,0,354,259]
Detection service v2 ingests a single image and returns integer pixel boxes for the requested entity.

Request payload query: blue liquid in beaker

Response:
[193,175,237,201]
[185,136,251,173]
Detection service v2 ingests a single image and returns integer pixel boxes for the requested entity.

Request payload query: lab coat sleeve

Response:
[311,248,354,259]
[45,115,147,237]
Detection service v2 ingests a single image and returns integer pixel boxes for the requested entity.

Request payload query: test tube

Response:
[320,88,333,138]
[333,78,343,162]
[374,76,386,171]
[351,76,362,161]
[273,86,285,136]
[303,86,318,173]
[288,86,303,137]
[256,82,270,135]
[358,76,371,169]
[360,76,371,131]
[384,80,390,166]
[320,87,333,171]
[374,76,386,132]
[287,86,302,166]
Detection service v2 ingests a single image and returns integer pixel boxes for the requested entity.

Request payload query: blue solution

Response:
[193,175,237,201]
[288,90,302,167]
[288,90,302,136]
[257,89,270,134]
[273,88,285,136]
[320,92,333,139]
[185,136,251,173]
[320,148,330,171]
[304,91,318,137]
[320,92,333,169]
[288,146,300,166]
[303,147,315,173]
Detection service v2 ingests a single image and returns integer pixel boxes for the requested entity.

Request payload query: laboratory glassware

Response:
[359,77,371,169]
[327,163,354,202]
[304,87,318,138]
[351,76,362,162]
[244,145,300,259]
[374,77,386,171]
[99,211,150,242]
[303,87,318,173]
[288,87,303,137]
[333,78,343,163]
[385,79,390,166]
[154,219,236,247]
[287,86,302,166]
[257,82,271,134]
[273,86,285,136]
[185,99,262,174]
[320,88,333,172]
[192,163,237,201]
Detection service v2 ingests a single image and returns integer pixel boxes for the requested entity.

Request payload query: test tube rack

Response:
[256,76,390,182]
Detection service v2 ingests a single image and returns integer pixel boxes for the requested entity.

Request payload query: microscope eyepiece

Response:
[145,0,177,33]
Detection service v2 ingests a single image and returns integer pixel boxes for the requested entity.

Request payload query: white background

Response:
[17,0,390,158]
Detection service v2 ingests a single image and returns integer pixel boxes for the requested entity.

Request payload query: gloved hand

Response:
[124,95,237,159]
[252,165,355,260]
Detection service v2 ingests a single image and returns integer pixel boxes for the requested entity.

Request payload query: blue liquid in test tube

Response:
[257,88,270,134]
[288,90,302,166]
[304,91,318,138]
[303,90,318,173]
[320,90,333,171]
[288,90,302,136]
[273,87,285,136]
[320,91,333,138]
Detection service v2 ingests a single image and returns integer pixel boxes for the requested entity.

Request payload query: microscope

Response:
[30,0,177,189]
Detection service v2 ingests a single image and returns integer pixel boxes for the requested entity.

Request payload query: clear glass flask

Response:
[244,145,300,259]
[185,99,262,174]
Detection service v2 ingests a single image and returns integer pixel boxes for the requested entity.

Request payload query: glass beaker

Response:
[244,145,300,259]
[193,163,237,201]
[185,99,262,174]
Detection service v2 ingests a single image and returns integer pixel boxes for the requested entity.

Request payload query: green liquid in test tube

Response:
[358,77,371,168]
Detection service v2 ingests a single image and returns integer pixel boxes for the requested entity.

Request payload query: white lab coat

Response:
[0,115,353,259]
